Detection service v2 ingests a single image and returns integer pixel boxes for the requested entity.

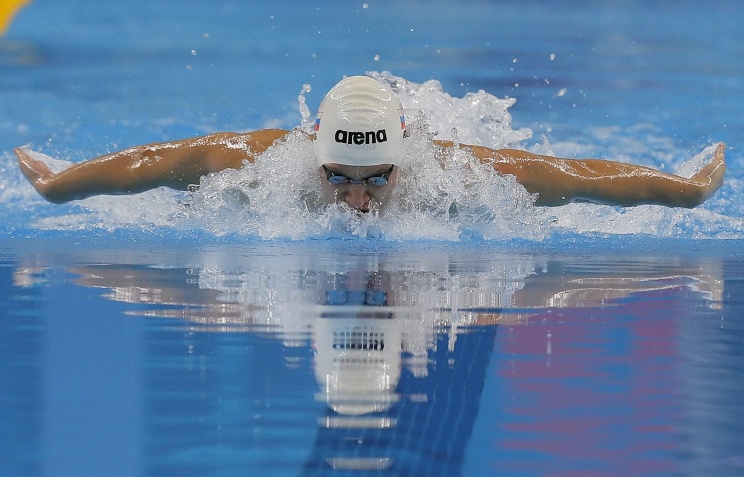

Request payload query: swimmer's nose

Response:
[343,184,371,212]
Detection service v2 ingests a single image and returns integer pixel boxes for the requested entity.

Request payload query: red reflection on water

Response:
[494,288,685,475]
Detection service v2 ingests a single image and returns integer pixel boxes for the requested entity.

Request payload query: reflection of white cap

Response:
[314,316,401,415]
[313,76,406,167]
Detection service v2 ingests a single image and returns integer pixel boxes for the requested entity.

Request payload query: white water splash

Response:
[181,107,547,240]
[3,73,739,241]
[174,72,548,240]
[374,71,534,148]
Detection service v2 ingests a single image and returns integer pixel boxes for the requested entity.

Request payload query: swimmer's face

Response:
[320,163,398,213]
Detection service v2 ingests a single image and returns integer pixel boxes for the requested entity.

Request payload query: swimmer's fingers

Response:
[714,142,726,170]
[708,142,726,170]
[701,142,726,187]
[14,147,55,196]
[690,142,726,204]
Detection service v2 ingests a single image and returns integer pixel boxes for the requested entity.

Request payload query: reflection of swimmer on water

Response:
[20,255,723,469]
[15,76,725,212]
[314,313,402,416]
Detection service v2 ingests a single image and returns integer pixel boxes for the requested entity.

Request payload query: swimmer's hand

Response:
[14,147,63,203]
[690,142,726,206]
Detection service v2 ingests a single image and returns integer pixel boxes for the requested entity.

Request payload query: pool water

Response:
[2,239,743,476]
[1,1,743,476]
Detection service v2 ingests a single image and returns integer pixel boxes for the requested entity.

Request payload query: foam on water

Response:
[172,72,548,241]
[1,72,740,241]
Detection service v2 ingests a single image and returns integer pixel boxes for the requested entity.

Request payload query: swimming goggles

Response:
[325,289,388,306]
[323,165,394,186]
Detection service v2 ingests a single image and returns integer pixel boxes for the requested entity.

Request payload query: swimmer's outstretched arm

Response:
[15,129,289,203]
[468,142,726,208]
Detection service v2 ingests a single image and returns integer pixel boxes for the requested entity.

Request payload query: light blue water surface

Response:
[1,1,743,476]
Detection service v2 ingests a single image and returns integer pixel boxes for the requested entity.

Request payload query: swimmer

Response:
[14,76,725,211]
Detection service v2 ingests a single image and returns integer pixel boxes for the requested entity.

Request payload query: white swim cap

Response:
[313,76,406,167]
[313,316,401,415]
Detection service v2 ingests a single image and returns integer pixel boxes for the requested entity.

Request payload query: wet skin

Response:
[13,128,726,211]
